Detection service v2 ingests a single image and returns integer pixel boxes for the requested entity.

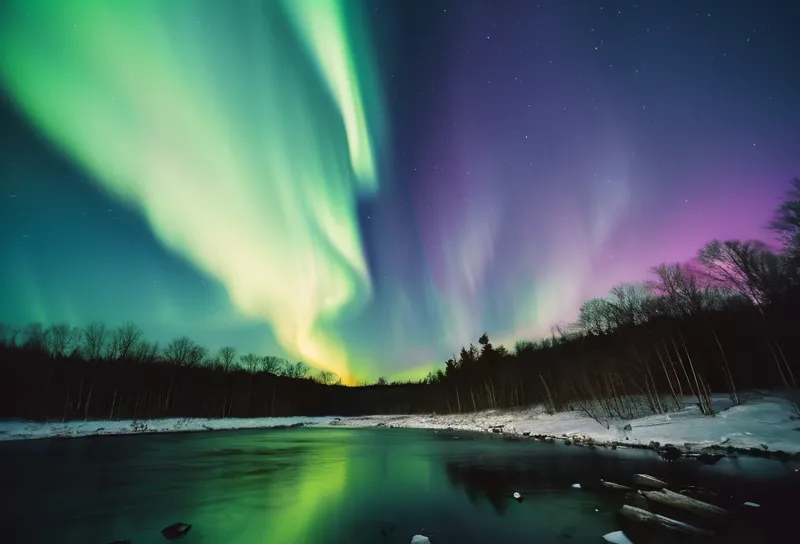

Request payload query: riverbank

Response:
[2,391,798,457]
[345,391,800,456]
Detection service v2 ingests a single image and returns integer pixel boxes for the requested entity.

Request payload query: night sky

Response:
[1,0,798,383]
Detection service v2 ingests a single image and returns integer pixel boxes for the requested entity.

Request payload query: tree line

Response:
[1,179,798,423]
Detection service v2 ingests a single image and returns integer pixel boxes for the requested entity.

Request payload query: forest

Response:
[1,179,798,424]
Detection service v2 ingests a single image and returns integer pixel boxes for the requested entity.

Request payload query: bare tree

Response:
[605,283,656,328]
[164,336,198,366]
[697,240,788,307]
[134,340,160,364]
[240,353,261,373]
[577,298,613,335]
[82,322,107,360]
[48,323,78,358]
[770,178,800,249]
[111,322,143,360]
[261,355,287,375]
[23,323,49,351]
[6,325,21,347]
[188,345,208,367]
[217,346,237,371]
[316,370,339,385]
[283,361,309,379]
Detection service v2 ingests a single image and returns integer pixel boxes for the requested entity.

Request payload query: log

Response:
[632,473,668,489]
[625,491,649,510]
[601,479,633,491]
[642,489,730,518]
[618,505,712,537]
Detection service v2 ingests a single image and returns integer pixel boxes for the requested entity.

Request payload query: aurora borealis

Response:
[1,1,798,381]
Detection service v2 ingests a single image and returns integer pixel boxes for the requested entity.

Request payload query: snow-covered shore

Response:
[1,392,798,455]
[345,392,800,454]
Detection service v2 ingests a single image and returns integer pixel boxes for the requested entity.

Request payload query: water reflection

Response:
[0,428,797,543]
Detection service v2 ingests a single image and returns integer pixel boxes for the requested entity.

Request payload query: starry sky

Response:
[1,0,798,383]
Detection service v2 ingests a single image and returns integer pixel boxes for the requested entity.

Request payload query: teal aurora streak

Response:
[0,0,384,383]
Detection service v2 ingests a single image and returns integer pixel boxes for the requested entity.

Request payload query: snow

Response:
[0,416,334,441]
[342,392,800,453]
[602,530,633,544]
[571,483,582,489]
[1,391,798,454]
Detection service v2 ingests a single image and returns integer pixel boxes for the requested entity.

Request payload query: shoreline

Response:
[2,392,798,461]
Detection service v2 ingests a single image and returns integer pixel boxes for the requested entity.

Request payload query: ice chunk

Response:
[603,530,633,544]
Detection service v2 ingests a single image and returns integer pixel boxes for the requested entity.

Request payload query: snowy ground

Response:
[1,391,798,454]
[0,416,332,441]
[344,391,800,453]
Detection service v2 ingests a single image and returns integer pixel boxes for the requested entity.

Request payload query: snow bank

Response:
[1,392,798,454]
[342,392,800,453]
[0,416,333,442]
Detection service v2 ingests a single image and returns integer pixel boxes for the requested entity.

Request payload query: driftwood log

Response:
[642,488,730,518]
[618,505,712,537]
[624,490,649,510]
[601,479,633,491]
[632,473,668,489]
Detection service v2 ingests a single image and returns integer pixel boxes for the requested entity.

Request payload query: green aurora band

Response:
[0,0,383,383]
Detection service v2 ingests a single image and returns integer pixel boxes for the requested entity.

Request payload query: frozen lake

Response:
[0,427,797,543]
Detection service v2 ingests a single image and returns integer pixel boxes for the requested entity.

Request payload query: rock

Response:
[659,445,682,462]
[161,522,192,540]
[649,441,661,449]
[522,431,531,436]
[622,424,632,432]
[571,483,582,489]
[410,535,431,544]
[491,427,502,434]
[697,452,723,465]
[564,439,572,446]
[611,443,617,450]
[513,491,524,502]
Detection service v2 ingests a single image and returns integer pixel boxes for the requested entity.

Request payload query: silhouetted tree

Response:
[217,346,237,371]
[110,322,143,360]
